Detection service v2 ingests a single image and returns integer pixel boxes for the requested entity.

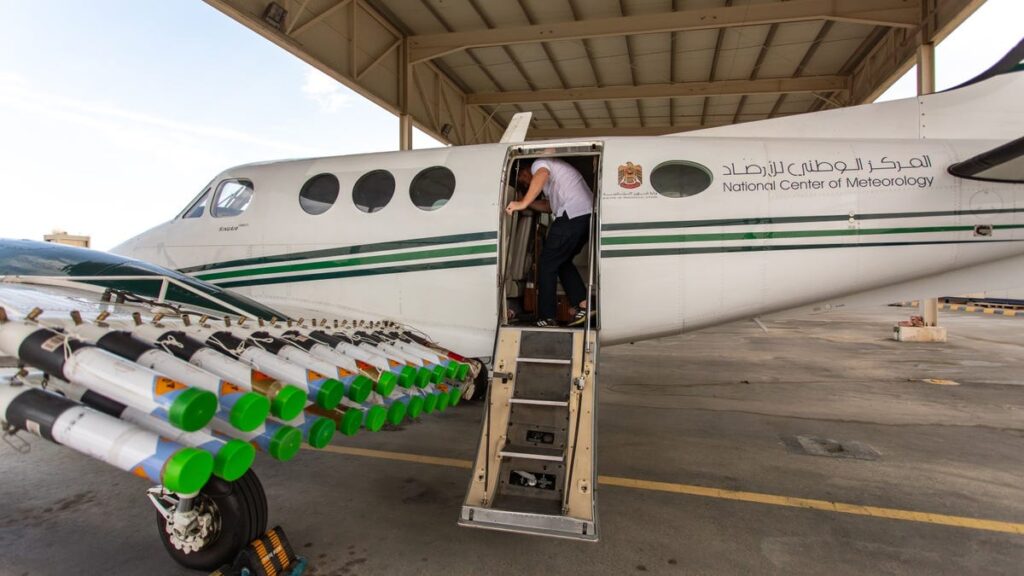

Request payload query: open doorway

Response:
[499,143,602,328]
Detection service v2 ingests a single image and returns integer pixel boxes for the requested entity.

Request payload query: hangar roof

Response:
[205,0,984,144]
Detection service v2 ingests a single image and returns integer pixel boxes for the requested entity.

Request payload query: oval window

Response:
[211,179,255,218]
[352,170,395,213]
[650,161,713,198]
[410,166,456,211]
[299,173,340,215]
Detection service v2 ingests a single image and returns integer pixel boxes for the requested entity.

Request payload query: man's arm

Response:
[528,198,551,213]
[506,168,549,214]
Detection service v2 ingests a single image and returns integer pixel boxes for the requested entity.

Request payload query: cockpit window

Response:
[182,188,211,219]
[211,179,254,218]
[353,170,395,213]
[410,166,456,211]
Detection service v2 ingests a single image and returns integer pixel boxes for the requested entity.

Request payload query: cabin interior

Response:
[501,153,600,326]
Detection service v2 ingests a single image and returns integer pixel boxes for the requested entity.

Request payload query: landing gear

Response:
[149,470,268,571]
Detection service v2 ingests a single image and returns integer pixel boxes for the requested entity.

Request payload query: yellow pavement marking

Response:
[318,445,472,469]
[312,445,1024,535]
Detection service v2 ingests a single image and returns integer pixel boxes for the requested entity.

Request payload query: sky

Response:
[0,1,1020,250]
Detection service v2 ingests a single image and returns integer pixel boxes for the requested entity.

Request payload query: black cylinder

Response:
[95,331,154,362]
[5,387,79,442]
[154,331,206,362]
[16,329,88,379]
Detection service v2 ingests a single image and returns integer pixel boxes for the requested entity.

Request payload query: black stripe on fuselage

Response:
[601,239,1024,258]
[600,208,1024,232]
[215,257,497,289]
[178,231,498,274]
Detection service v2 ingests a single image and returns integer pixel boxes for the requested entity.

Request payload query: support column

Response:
[399,114,413,151]
[916,41,935,96]
[894,37,945,343]
[398,37,413,150]
[917,41,938,327]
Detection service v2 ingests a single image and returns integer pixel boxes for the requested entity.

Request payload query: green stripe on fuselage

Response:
[215,257,497,289]
[197,244,497,281]
[601,224,1024,246]
[179,231,498,275]
[600,208,1024,232]
[602,239,1024,258]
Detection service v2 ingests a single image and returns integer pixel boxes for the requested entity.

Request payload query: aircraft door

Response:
[497,144,603,328]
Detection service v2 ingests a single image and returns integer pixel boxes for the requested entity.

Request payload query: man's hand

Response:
[505,201,525,215]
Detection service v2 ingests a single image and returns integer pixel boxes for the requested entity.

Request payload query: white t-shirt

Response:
[531,158,593,219]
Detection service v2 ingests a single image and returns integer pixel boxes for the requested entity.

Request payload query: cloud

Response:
[0,76,320,157]
[301,69,354,112]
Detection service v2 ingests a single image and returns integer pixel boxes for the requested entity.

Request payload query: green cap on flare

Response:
[162,447,214,494]
[213,439,256,482]
[436,390,451,411]
[455,362,470,382]
[168,388,218,432]
[423,392,439,413]
[414,367,431,388]
[268,426,302,461]
[378,371,399,394]
[374,373,396,397]
[365,405,387,432]
[348,375,373,403]
[387,401,407,426]
[431,365,446,384]
[407,395,424,419]
[448,387,462,407]
[339,409,362,436]
[398,366,416,388]
[229,392,270,432]
[445,362,458,378]
[315,378,344,410]
[271,385,307,421]
[306,417,335,449]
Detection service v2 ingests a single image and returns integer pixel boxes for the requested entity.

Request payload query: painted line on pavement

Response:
[312,445,1024,535]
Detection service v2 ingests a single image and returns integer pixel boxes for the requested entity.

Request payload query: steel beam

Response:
[409,0,920,63]
[202,0,505,145]
[528,126,699,139]
[847,0,982,104]
[467,76,848,106]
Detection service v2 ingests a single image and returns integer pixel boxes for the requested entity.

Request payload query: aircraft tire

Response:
[156,469,269,570]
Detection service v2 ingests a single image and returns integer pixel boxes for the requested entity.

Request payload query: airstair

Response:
[459,325,598,540]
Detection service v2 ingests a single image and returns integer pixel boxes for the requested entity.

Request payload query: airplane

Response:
[0,38,1021,570]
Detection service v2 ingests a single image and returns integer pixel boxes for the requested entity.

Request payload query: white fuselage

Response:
[113,74,1024,358]
[112,136,1023,358]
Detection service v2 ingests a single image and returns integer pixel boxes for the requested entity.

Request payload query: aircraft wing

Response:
[0,238,480,569]
[948,135,1024,183]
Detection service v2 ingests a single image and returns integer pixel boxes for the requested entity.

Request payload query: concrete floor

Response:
[1,306,1023,575]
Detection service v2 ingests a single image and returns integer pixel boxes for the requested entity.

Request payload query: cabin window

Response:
[353,170,395,213]
[211,179,255,218]
[650,161,713,198]
[182,188,210,219]
[410,166,456,211]
[299,173,340,215]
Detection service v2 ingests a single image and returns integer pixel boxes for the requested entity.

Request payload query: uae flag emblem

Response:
[618,162,642,189]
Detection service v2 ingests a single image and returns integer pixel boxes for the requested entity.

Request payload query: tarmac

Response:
[1,305,1023,575]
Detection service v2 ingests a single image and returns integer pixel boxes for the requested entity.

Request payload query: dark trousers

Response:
[538,213,591,320]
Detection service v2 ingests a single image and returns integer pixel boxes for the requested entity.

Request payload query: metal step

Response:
[461,325,598,541]
[517,357,571,365]
[509,398,569,407]
[499,444,565,462]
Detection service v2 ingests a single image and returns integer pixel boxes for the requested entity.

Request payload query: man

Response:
[505,158,594,327]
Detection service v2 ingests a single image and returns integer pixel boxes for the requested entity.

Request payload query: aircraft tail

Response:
[682,37,1024,142]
